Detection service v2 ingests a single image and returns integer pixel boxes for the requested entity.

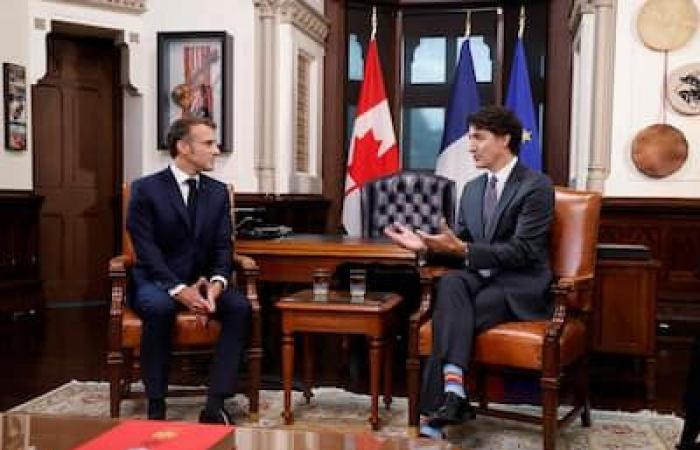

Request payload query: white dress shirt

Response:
[471,156,519,277]
[167,165,227,297]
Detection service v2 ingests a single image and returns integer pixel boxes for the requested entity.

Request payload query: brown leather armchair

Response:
[106,184,262,419]
[407,187,602,450]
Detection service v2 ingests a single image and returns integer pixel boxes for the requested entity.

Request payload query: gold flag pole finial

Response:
[518,5,525,39]
[371,6,377,40]
[465,10,472,38]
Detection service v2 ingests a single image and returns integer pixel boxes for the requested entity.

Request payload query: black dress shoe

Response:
[199,407,234,425]
[147,399,166,420]
[427,392,476,427]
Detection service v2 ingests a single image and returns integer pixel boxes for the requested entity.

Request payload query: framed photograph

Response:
[3,63,28,151]
[157,31,233,151]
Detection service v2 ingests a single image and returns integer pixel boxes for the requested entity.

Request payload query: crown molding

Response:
[45,0,146,14]
[254,0,329,44]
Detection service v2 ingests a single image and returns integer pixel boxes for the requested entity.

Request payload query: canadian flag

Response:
[342,39,400,236]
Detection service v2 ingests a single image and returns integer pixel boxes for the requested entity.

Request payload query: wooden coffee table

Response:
[276,290,403,430]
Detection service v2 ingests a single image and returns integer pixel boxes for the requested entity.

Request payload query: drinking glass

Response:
[349,268,366,303]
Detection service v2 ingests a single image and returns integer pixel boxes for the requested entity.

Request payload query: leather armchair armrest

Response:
[551,274,594,295]
[109,254,134,278]
[542,274,595,373]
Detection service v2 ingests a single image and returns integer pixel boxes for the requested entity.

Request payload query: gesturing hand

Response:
[416,219,468,258]
[383,222,428,253]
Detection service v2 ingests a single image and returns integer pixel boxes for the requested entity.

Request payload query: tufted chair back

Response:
[360,171,455,238]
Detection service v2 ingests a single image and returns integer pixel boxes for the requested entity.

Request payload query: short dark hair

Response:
[467,106,523,155]
[166,117,216,158]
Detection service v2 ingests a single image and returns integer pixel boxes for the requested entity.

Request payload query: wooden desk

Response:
[277,290,403,430]
[237,234,417,283]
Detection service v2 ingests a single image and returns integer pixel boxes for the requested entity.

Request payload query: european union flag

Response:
[505,38,542,172]
[435,39,481,200]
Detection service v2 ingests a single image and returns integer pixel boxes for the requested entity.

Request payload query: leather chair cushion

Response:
[418,319,587,370]
[122,307,222,348]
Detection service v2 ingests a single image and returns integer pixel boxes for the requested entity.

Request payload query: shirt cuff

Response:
[210,275,228,291]
[168,283,187,297]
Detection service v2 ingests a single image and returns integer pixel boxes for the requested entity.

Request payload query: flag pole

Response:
[465,10,471,38]
[518,5,525,39]
[371,6,377,41]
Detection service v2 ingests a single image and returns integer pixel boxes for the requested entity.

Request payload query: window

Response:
[401,9,499,169]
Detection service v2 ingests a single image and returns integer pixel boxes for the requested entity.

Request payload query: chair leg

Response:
[541,375,559,450]
[406,356,421,433]
[247,346,262,421]
[578,359,591,427]
[107,350,124,418]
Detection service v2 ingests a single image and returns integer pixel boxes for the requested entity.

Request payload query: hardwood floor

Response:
[0,305,693,416]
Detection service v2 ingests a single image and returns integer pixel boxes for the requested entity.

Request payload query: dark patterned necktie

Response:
[482,175,498,229]
[185,178,198,227]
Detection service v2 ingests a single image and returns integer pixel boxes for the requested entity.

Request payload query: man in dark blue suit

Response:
[385,106,554,439]
[127,117,251,424]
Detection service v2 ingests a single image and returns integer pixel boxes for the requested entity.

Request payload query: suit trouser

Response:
[131,281,251,400]
[420,269,514,415]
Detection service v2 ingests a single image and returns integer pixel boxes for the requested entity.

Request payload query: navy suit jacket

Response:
[456,161,555,320]
[126,168,233,292]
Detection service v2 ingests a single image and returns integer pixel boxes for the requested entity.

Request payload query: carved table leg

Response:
[383,336,393,410]
[303,334,314,404]
[369,336,383,431]
[282,332,295,425]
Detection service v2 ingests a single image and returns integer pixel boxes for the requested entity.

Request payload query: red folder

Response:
[72,419,233,450]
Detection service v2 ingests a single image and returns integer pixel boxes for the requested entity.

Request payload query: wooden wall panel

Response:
[599,198,700,331]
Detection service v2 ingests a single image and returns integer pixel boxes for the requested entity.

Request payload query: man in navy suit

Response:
[385,106,554,438]
[127,117,251,424]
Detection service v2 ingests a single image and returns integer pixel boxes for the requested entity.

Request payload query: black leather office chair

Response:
[360,171,456,238]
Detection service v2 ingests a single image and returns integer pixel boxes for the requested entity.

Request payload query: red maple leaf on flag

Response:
[347,129,399,194]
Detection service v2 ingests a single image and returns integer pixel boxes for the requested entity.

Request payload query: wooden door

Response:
[33,34,120,303]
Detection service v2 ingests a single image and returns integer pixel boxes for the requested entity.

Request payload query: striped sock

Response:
[419,416,444,439]
[443,363,466,398]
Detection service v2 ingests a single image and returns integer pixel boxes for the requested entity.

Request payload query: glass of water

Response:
[349,268,366,303]
[312,268,330,301]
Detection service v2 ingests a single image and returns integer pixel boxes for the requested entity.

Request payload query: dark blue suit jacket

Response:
[126,168,233,292]
[456,161,555,320]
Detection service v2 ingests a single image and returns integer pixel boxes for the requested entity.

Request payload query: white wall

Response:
[606,0,700,197]
[0,0,32,190]
[141,0,258,191]
[4,0,258,192]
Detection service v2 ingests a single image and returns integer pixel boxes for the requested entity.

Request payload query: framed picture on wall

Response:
[157,31,233,151]
[3,63,28,151]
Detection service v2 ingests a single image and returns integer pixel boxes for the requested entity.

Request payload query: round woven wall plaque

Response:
[631,124,688,178]
[667,63,700,115]
[637,0,699,51]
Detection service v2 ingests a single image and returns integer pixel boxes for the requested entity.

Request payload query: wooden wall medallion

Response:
[637,0,699,51]
[631,124,688,178]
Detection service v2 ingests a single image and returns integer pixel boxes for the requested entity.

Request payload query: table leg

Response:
[303,334,314,404]
[383,337,393,410]
[282,332,294,425]
[369,337,383,430]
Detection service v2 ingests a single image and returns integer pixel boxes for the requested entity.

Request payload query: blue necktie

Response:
[185,178,198,227]
[483,175,498,230]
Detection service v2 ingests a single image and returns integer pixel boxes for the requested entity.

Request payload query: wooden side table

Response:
[276,290,403,430]
[593,258,660,407]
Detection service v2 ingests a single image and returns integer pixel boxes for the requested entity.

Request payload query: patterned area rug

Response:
[10,381,683,449]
